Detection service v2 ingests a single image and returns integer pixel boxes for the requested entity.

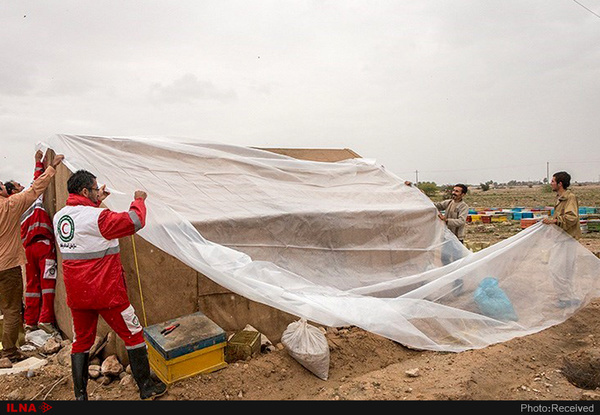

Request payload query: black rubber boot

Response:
[71,353,89,401]
[127,346,167,400]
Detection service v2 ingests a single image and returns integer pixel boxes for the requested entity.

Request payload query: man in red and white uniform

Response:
[6,150,58,334]
[53,169,166,401]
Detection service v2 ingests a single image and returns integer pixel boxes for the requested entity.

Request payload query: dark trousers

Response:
[0,266,24,354]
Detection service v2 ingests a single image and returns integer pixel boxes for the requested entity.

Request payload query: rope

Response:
[131,235,148,326]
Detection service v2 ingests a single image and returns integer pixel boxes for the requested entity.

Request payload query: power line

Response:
[396,159,600,176]
[397,162,546,175]
[572,0,600,19]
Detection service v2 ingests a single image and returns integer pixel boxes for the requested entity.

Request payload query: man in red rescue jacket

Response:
[53,170,166,401]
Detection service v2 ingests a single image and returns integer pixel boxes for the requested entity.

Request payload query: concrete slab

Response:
[0,357,47,376]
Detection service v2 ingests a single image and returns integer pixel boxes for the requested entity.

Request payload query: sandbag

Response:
[281,318,330,380]
[474,277,518,321]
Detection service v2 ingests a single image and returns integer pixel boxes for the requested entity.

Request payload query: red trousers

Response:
[71,303,146,354]
[24,239,57,326]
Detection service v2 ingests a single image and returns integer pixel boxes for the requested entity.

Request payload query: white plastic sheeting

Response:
[41,134,600,352]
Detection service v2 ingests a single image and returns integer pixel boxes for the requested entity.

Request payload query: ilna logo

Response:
[5,402,52,413]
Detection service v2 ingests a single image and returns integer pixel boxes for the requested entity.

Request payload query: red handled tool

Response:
[160,323,180,336]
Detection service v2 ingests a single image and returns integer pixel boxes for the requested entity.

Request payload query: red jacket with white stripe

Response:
[53,193,146,310]
[21,161,55,247]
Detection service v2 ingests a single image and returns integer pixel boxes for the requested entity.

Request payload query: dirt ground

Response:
[1,185,600,402]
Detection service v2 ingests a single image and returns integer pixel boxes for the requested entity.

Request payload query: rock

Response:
[0,357,13,368]
[20,344,37,352]
[7,389,22,400]
[101,354,123,377]
[119,373,136,388]
[89,335,106,356]
[40,336,62,354]
[90,334,110,359]
[405,368,420,377]
[56,346,72,366]
[98,375,112,385]
[102,332,117,358]
[88,364,101,379]
[581,391,600,400]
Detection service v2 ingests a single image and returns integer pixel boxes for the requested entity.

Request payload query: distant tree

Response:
[439,184,453,199]
[480,182,490,191]
[417,181,438,197]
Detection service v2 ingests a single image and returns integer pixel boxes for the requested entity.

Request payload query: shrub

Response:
[417,182,438,197]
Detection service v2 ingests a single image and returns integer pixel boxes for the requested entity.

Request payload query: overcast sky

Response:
[1,1,599,187]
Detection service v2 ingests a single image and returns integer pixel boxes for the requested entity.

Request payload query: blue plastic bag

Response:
[474,277,518,321]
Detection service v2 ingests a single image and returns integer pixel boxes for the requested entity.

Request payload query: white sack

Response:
[281,318,330,380]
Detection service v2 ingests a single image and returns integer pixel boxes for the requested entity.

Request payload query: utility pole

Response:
[415,170,419,185]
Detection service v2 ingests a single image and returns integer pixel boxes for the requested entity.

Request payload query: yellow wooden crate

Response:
[147,340,227,385]
[143,311,228,385]
[470,215,481,222]
[491,215,507,222]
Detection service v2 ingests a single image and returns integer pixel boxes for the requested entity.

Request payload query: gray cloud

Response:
[150,74,236,104]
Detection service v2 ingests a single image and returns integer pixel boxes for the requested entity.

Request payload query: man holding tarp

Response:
[0,152,63,363]
[542,171,581,309]
[5,150,59,335]
[54,169,166,400]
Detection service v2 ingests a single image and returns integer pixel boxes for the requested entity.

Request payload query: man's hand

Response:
[98,184,110,202]
[542,217,557,225]
[50,154,64,168]
[134,190,147,200]
[438,213,447,222]
[35,150,43,162]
